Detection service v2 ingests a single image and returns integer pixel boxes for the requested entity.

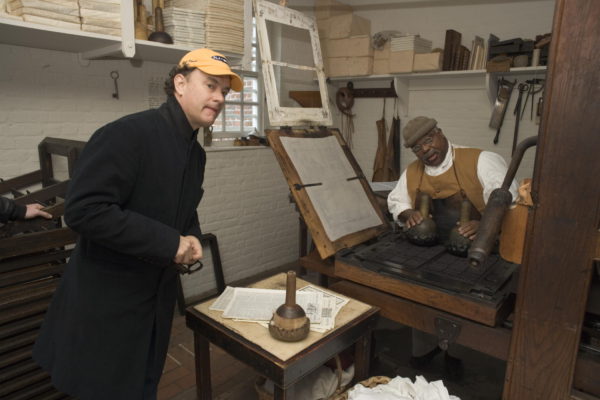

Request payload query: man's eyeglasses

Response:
[176,261,204,275]
[411,130,438,153]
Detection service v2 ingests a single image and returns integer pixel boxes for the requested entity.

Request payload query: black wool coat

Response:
[33,96,206,399]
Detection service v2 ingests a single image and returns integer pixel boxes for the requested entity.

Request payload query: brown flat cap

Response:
[403,116,437,147]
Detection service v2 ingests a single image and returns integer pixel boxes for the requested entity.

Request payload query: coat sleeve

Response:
[64,121,180,264]
[0,196,26,223]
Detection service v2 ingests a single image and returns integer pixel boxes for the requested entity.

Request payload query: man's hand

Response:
[400,209,424,228]
[174,235,203,265]
[457,220,480,240]
[25,203,52,220]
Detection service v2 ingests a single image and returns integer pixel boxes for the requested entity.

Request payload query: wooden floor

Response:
[157,311,259,400]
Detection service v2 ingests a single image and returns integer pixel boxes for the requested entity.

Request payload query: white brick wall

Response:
[0,44,299,291]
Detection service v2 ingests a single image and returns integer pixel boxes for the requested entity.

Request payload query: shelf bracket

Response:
[79,0,135,60]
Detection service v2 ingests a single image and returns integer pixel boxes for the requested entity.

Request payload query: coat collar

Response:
[159,96,197,141]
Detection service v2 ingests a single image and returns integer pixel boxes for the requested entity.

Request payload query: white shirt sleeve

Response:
[477,151,519,203]
[387,169,412,221]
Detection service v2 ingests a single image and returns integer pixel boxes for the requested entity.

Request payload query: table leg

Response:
[273,384,289,400]
[194,332,212,400]
[354,330,373,382]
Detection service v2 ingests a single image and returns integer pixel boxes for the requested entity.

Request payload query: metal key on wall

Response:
[111,70,119,99]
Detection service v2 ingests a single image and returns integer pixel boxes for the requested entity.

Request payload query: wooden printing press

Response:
[267,126,600,396]
[0,138,84,400]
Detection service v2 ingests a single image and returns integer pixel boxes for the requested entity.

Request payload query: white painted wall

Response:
[0,43,299,295]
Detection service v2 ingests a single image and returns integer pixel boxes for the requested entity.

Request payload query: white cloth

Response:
[387,142,518,221]
[348,375,460,400]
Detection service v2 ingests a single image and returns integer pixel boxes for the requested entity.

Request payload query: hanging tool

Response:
[372,98,387,182]
[520,78,545,120]
[110,70,119,99]
[512,83,529,155]
[489,78,516,144]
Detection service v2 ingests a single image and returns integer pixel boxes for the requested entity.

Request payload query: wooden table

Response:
[185,273,380,399]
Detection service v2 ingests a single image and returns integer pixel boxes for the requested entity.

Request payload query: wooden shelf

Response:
[0,16,122,55]
[0,13,244,65]
[326,66,546,82]
[325,66,547,114]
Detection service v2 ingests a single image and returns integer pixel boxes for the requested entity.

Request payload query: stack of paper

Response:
[6,0,81,31]
[391,35,433,53]
[205,0,244,55]
[210,285,349,333]
[163,7,206,48]
[165,0,207,12]
[79,0,120,36]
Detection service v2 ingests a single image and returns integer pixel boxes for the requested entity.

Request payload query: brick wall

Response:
[0,43,299,290]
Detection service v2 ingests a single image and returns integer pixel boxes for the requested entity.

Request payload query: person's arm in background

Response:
[1,196,52,223]
[387,170,423,228]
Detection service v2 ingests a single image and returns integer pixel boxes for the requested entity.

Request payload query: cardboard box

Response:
[413,52,442,72]
[373,58,390,75]
[374,41,391,60]
[315,0,353,22]
[325,36,372,58]
[389,50,414,73]
[326,56,373,77]
[317,22,329,40]
[328,13,371,39]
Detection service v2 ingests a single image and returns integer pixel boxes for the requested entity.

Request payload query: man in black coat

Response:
[33,48,243,400]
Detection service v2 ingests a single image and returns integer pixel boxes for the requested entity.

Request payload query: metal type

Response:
[339,233,517,301]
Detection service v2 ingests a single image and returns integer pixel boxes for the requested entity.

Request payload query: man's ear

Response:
[173,73,187,96]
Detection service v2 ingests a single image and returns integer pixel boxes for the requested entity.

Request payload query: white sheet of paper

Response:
[280,136,382,241]
[222,288,322,323]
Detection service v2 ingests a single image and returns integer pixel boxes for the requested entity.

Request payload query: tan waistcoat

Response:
[406,148,486,213]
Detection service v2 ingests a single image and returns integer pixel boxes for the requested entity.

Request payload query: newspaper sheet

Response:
[209,286,235,311]
[222,288,323,324]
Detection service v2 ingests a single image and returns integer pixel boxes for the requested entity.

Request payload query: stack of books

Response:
[6,0,80,31]
[79,0,120,36]
[391,35,432,53]
[163,7,206,48]
[205,0,244,56]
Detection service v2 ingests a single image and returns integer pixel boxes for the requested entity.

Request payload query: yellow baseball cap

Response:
[178,48,243,92]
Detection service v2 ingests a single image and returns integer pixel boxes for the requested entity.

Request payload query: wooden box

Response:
[328,13,371,39]
[325,35,372,58]
[314,0,353,22]
[326,56,373,77]
[389,50,414,73]
[413,51,442,72]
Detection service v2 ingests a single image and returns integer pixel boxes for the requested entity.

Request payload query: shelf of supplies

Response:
[325,66,547,115]
[0,15,243,65]
[326,66,547,83]
[0,16,122,55]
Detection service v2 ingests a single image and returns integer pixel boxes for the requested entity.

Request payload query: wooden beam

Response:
[503,1,600,398]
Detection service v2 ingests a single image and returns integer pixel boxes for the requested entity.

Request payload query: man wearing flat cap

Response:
[387,116,517,373]
[33,49,242,400]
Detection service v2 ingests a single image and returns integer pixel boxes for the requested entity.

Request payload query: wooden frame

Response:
[502,1,600,398]
[176,233,226,315]
[253,0,332,127]
[267,127,389,259]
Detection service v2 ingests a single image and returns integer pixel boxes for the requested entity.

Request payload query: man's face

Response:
[411,128,449,167]
[174,69,231,130]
